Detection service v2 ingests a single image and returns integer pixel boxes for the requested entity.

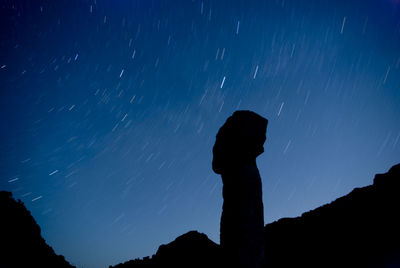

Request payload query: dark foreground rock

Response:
[111,163,400,268]
[0,191,75,268]
[264,163,400,268]
[110,231,221,268]
[213,110,267,268]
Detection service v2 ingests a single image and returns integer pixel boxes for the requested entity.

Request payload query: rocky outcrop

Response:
[0,191,75,268]
[110,231,221,268]
[263,163,400,268]
[212,110,268,268]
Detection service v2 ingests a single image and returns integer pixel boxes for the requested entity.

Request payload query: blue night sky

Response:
[1,0,399,267]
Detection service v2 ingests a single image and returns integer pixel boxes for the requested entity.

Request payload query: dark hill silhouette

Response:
[110,163,400,268]
[264,163,400,268]
[110,231,222,268]
[0,191,75,268]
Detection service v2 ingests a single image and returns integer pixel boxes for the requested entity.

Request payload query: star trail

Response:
[1,0,399,267]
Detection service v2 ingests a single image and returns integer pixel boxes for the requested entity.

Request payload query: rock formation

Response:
[0,191,75,268]
[109,231,221,268]
[212,110,268,268]
[263,163,400,268]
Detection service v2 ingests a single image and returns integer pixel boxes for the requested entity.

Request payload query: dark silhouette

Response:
[111,163,400,268]
[110,231,221,268]
[263,163,400,268]
[0,191,75,268]
[212,110,268,268]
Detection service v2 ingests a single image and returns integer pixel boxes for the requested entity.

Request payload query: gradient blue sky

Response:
[1,0,400,267]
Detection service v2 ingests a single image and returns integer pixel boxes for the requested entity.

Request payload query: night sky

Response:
[1,0,400,267]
